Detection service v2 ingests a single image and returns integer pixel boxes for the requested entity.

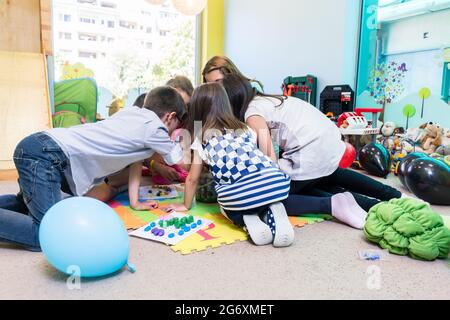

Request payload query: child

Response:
[166,75,194,106]
[168,83,294,247]
[0,86,186,251]
[221,74,402,229]
[202,55,264,93]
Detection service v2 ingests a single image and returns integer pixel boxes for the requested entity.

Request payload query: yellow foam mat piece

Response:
[171,213,248,255]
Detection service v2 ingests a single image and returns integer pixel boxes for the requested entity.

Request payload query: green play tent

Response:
[53,78,98,128]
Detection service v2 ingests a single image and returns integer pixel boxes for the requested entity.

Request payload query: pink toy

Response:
[152,164,188,185]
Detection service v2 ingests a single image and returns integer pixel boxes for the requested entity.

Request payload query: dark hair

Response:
[133,93,147,108]
[166,76,194,97]
[202,55,264,91]
[221,74,286,121]
[221,74,256,121]
[143,86,186,121]
[187,83,247,139]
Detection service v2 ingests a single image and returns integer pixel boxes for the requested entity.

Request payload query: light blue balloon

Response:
[39,197,130,278]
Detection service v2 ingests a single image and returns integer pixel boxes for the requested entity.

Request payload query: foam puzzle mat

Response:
[109,188,332,255]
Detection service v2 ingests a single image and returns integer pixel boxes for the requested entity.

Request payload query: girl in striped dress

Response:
[168,83,294,247]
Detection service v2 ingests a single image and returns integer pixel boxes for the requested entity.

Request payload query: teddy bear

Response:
[417,122,443,155]
[378,122,404,154]
[435,127,450,155]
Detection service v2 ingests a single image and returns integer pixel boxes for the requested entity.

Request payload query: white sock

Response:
[331,192,368,229]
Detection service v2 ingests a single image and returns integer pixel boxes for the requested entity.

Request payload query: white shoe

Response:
[266,203,295,247]
[243,214,273,246]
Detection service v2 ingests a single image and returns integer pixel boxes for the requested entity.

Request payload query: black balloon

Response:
[405,158,450,205]
[359,143,391,178]
[397,152,427,189]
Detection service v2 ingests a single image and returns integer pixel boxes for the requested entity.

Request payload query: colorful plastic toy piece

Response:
[168,233,175,239]
[191,223,197,229]
[178,230,184,236]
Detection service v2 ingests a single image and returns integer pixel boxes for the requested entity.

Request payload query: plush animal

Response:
[378,122,405,154]
[433,128,450,155]
[417,122,443,155]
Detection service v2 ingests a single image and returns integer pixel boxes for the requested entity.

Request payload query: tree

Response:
[368,61,408,122]
[403,104,416,130]
[151,20,195,86]
[418,87,431,118]
[98,46,152,99]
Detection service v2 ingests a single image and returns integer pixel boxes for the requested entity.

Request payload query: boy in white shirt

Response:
[0,86,185,251]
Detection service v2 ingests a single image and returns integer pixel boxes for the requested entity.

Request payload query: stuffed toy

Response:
[417,122,443,154]
[435,127,450,155]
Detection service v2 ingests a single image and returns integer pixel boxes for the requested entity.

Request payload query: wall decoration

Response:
[402,104,416,130]
[367,61,408,121]
[418,87,431,118]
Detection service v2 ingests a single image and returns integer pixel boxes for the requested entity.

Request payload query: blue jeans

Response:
[0,132,69,251]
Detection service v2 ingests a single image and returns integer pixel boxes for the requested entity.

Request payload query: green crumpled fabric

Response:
[364,198,450,261]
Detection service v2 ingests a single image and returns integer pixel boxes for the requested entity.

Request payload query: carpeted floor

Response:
[0,173,449,300]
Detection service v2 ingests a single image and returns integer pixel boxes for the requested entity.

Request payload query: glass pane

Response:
[52,0,197,119]
[356,0,450,131]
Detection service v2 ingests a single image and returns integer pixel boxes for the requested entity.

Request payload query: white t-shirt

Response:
[47,107,182,196]
[245,96,345,181]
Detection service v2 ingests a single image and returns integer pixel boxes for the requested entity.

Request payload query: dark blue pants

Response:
[0,133,69,251]
[285,168,402,215]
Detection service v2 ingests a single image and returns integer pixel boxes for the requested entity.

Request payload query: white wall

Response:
[382,9,450,55]
[224,0,361,104]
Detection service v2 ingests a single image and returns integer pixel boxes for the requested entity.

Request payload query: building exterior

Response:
[53,0,187,70]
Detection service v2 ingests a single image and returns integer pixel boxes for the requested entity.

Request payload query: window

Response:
[119,20,137,29]
[79,51,97,59]
[79,17,96,24]
[101,1,117,9]
[59,14,71,22]
[77,0,97,5]
[53,0,197,119]
[59,32,72,40]
[78,33,97,41]
[356,0,450,129]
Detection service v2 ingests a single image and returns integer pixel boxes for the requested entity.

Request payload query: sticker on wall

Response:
[368,62,408,111]
[418,87,431,118]
[402,104,416,130]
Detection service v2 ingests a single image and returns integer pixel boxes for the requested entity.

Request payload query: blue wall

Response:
[224,0,362,103]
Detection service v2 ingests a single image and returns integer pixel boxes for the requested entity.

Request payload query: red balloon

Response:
[339,142,356,169]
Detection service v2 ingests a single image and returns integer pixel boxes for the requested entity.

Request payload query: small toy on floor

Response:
[139,185,178,201]
[358,249,388,261]
[130,212,212,245]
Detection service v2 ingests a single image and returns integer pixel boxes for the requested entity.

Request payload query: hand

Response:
[167,203,189,213]
[131,201,158,211]
[153,162,180,181]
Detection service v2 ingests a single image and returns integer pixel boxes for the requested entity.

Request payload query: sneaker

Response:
[242,214,273,246]
[265,203,295,247]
